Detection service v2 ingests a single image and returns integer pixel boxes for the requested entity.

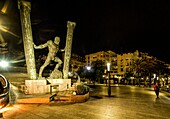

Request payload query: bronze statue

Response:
[33,36,63,79]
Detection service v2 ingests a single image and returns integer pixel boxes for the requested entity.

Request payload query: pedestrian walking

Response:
[154,83,159,98]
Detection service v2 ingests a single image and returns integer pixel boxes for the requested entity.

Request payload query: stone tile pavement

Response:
[2,85,170,119]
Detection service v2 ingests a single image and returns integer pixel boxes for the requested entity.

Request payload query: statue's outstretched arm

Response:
[33,41,49,49]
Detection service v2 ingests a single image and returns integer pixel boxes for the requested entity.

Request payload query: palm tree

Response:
[130,53,170,87]
[124,70,133,85]
[162,64,170,85]
[130,57,143,86]
[130,54,158,87]
[154,60,170,85]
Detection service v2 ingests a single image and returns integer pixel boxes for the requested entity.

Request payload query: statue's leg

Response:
[39,59,50,77]
[54,57,63,70]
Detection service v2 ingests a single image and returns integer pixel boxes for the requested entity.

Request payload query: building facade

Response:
[85,50,140,79]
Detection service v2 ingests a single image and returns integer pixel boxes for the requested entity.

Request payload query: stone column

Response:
[18,0,36,80]
[63,21,76,79]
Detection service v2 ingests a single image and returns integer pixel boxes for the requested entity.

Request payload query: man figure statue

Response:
[33,36,63,79]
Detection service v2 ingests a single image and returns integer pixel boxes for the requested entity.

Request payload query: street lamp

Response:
[0,60,9,68]
[107,62,111,97]
[86,66,92,84]
[86,66,91,71]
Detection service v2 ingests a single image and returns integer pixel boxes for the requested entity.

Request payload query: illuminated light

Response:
[153,74,156,79]
[130,77,134,79]
[10,59,25,63]
[0,25,20,38]
[73,91,76,95]
[0,106,11,113]
[1,0,9,14]
[60,49,65,52]
[0,60,9,67]
[106,62,111,97]
[86,66,91,71]
[107,62,110,71]
[24,89,29,94]
[0,25,8,32]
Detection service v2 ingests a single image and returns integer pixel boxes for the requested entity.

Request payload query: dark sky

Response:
[1,0,170,63]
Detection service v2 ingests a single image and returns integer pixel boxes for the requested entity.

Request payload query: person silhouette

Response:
[154,82,160,98]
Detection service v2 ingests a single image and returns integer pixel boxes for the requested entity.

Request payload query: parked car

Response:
[0,74,10,110]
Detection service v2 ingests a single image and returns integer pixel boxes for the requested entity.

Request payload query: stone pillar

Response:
[63,21,76,79]
[18,0,36,80]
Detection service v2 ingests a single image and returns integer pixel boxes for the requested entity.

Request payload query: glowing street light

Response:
[0,60,9,68]
[86,66,91,71]
[107,63,110,71]
[107,62,111,97]
[86,66,91,83]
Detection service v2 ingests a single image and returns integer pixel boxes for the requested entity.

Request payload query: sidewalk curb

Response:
[16,97,50,104]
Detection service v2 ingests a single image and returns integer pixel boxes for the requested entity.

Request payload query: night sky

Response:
[1,0,170,63]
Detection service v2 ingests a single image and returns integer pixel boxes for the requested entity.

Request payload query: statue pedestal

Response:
[47,79,71,91]
[25,79,71,94]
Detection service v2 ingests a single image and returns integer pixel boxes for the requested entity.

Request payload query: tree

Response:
[91,60,105,84]
[77,66,86,78]
[162,64,170,85]
[130,54,169,87]
[124,70,134,85]
[130,57,143,86]
[154,60,170,85]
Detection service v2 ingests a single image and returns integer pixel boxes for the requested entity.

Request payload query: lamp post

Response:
[107,62,111,97]
[86,66,91,83]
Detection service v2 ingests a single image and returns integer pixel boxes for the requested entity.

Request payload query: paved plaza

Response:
[1,85,170,119]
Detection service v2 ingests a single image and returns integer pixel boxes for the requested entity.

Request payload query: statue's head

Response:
[54,36,60,44]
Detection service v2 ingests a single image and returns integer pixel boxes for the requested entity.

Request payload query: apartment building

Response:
[116,50,139,77]
[85,50,116,65]
[85,50,117,78]
[85,50,140,79]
